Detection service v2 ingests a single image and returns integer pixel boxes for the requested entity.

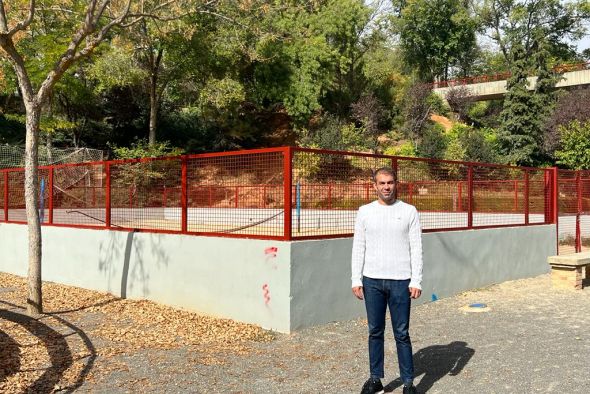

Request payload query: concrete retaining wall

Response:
[0,223,555,332]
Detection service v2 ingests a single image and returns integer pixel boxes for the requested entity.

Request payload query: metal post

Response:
[458,182,463,212]
[467,166,473,228]
[48,167,54,224]
[3,171,8,222]
[283,147,293,240]
[524,170,529,225]
[576,171,582,252]
[544,170,550,224]
[105,162,111,228]
[553,168,559,254]
[181,157,188,233]
[514,180,518,212]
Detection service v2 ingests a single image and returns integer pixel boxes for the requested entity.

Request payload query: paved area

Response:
[2,273,590,393]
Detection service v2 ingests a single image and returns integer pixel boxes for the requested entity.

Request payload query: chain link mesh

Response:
[0,148,560,241]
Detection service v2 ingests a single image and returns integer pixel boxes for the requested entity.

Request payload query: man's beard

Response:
[377,190,396,204]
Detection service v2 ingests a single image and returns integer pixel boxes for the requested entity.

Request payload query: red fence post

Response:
[552,168,559,254]
[576,171,582,252]
[283,147,293,240]
[524,170,529,225]
[105,162,111,228]
[3,171,8,222]
[458,182,463,212]
[181,156,188,233]
[48,167,54,225]
[544,170,550,224]
[514,180,518,212]
[467,166,473,228]
[128,185,133,208]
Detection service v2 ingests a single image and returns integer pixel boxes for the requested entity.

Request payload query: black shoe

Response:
[360,377,384,394]
[403,383,417,394]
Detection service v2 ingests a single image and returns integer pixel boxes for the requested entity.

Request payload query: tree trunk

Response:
[24,102,43,315]
[148,48,163,146]
[148,79,158,145]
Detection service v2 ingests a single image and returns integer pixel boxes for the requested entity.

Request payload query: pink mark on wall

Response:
[262,284,271,305]
[264,246,278,269]
[265,247,278,257]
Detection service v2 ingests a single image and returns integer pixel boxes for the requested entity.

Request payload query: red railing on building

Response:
[0,146,563,244]
[429,61,590,89]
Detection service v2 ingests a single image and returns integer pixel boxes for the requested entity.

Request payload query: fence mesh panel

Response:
[7,170,25,222]
[397,158,469,230]
[558,170,577,255]
[1,148,558,240]
[472,166,526,226]
[53,164,106,227]
[292,151,389,237]
[110,158,182,231]
[186,151,284,237]
[529,169,551,224]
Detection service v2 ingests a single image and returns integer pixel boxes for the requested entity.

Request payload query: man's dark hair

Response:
[372,167,397,183]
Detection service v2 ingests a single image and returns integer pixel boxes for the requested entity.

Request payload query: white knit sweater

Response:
[351,200,423,289]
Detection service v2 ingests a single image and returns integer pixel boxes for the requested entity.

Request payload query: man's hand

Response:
[409,287,421,299]
[352,286,364,300]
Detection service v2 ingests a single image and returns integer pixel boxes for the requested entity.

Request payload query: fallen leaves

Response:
[0,272,274,393]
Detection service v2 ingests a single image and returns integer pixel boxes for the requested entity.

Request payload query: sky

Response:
[576,33,590,52]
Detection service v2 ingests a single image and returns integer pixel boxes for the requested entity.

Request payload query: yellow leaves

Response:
[0,271,274,393]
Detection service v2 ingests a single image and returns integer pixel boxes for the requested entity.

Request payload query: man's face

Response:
[374,172,396,205]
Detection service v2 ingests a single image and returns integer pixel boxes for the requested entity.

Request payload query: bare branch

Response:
[7,0,36,36]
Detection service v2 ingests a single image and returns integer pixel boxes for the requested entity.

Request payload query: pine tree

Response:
[498,42,559,166]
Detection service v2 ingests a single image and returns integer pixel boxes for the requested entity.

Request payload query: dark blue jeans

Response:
[363,276,414,384]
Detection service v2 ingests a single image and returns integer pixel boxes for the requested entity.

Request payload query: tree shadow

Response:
[0,327,21,384]
[98,230,170,298]
[384,341,475,393]
[0,306,96,393]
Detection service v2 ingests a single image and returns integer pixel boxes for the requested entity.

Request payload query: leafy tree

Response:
[544,87,590,157]
[0,0,192,315]
[398,0,478,81]
[555,121,590,169]
[444,123,499,163]
[417,123,447,159]
[477,0,587,65]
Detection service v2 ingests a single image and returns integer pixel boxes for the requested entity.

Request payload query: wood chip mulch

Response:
[0,272,275,393]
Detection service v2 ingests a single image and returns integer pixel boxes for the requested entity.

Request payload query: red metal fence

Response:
[0,146,576,251]
[556,170,590,255]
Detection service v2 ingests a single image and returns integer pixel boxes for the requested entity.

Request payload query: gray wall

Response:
[289,225,555,330]
[0,223,555,333]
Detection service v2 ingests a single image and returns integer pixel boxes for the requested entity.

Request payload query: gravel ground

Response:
[2,273,590,393]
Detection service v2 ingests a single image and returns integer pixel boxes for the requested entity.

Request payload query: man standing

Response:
[352,167,422,394]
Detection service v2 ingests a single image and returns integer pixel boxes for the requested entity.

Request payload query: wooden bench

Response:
[547,252,590,290]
